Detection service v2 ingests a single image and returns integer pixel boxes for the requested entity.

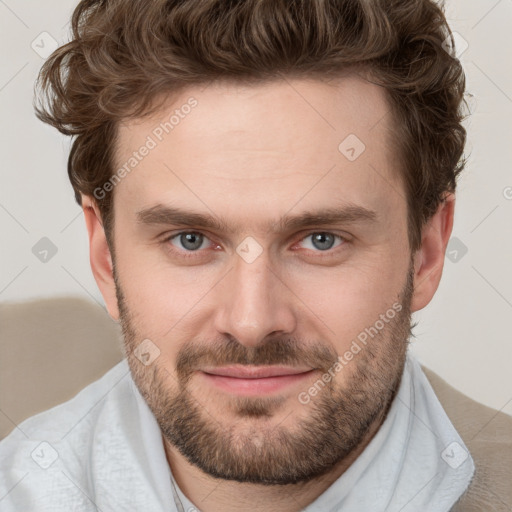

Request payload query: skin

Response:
[82,75,455,511]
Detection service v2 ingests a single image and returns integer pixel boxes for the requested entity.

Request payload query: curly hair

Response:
[33,0,469,252]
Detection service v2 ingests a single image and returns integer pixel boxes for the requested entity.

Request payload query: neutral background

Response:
[1,0,511,415]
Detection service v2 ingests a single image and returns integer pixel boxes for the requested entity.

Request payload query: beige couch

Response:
[0,297,124,440]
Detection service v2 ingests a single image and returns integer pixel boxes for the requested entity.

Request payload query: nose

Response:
[213,247,297,348]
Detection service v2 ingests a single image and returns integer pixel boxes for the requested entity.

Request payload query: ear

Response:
[82,195,120,321]
[411,193,455,312]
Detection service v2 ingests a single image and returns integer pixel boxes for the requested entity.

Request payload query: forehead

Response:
[113,75,404,229]
[117,74,395,158]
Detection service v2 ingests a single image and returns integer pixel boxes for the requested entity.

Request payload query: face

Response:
[106,75,417,484]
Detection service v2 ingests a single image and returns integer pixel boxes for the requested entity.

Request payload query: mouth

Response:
[198,365,315,396]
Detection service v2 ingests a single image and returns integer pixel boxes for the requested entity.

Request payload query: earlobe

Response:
[82,196,120,321]
[410,193,455,312]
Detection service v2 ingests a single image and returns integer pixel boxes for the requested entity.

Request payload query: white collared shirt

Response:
[0,353,474,511]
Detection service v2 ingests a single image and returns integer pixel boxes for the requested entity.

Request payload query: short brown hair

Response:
[34,0,469,252]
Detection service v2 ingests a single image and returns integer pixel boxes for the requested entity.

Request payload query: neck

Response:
[163,405,388,512]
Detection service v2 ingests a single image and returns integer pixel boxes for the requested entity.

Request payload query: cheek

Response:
[114,241,221,341]
[289,258,406,348]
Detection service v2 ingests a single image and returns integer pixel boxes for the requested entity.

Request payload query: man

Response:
[0,0,511,510]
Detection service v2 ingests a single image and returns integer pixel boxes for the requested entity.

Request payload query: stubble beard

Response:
[116,265,414,485]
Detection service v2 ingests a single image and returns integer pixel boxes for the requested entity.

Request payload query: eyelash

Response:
[161,231,349,260]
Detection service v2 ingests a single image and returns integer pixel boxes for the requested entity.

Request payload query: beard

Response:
[115,263,415,486]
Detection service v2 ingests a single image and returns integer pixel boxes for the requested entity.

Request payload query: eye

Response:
[296,232,346,252]
[168,232,212,253]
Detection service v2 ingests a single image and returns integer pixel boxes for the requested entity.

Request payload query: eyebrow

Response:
[136,203,378,235]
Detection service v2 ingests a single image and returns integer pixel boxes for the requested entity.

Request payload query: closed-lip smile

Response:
[199,365,315,395]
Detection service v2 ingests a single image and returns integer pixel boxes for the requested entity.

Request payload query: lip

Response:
[202,365,313,379]
[199,365,315,396]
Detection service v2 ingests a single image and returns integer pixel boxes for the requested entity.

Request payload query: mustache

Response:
[175,336,339,383]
